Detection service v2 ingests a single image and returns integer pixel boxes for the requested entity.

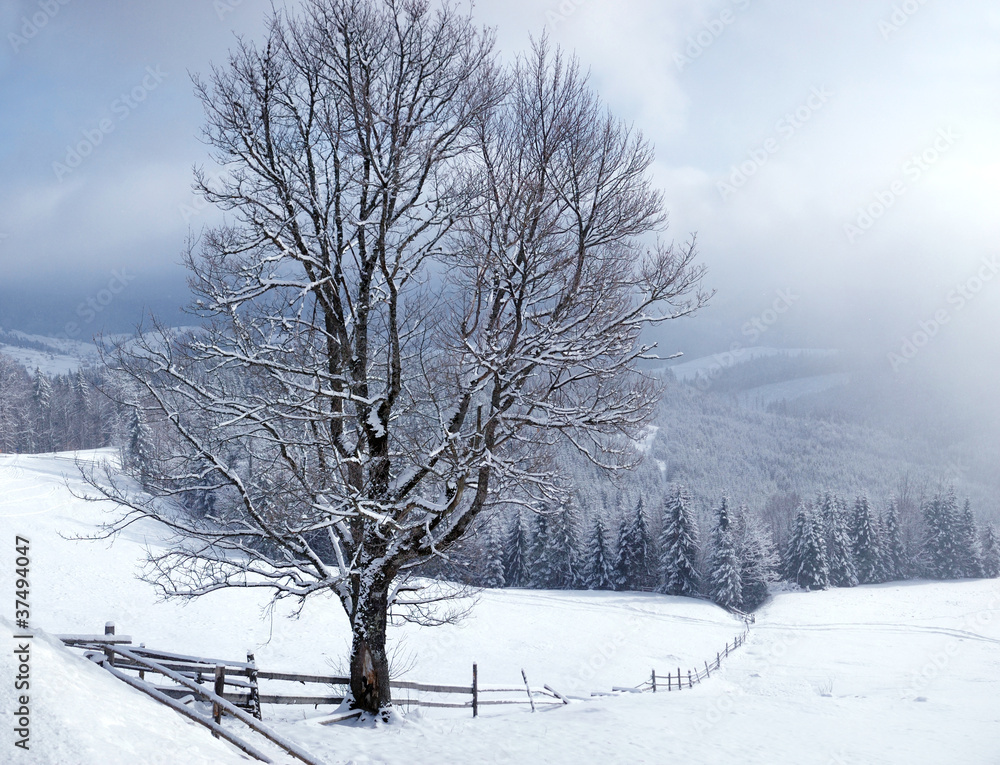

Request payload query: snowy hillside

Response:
[2,452,999,764]
[0,329,100,375]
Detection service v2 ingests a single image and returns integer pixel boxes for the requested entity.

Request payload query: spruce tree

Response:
[956,500,984,578]
[658,485,700,597]
[981,525,1000,579]
[820,491,857,588]
[482,516,506,588]
[883,500,907,581]
[31,369,53,452]
[784,505,829,590]
[585,515,617,590]
[851,496,882,584]
[615,499,654,591]
[502,510,532,588]
[533,499,582,589]
[707,497,742,609]
[922,491,962,579]
[736,506,778,610]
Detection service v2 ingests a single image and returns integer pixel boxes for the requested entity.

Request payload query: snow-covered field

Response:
[2,452,999,764]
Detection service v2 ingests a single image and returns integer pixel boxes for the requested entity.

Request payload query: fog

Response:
[1,0,997,449]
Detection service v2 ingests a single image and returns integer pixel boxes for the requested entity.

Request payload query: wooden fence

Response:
[59,615,750,762]
[59,622,569,762]
[625,619,751,694]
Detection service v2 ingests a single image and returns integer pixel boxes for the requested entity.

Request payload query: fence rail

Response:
[59,613,750,763]
[58,623,568,726]
[635,620,751,694]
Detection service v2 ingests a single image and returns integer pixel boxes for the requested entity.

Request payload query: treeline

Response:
[434,486,1000,612]
[0,353,112,453]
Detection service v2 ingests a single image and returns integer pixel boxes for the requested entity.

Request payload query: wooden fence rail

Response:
[637,621,751,693]
[59,623,568,725]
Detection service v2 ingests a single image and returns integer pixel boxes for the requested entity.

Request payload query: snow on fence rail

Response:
[60,625,567,719]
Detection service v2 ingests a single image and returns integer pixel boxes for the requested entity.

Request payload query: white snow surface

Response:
[2,451,999,764]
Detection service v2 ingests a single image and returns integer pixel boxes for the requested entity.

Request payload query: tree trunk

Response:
[349,569,392,716]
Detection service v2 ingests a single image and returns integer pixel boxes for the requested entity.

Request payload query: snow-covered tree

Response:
[481,515,506,588]
[922,491,963,580]
[503,510,532,588]
[31,369,53,452]
[585,515,617,590]
[882,499,908,581]
[707,497,741,609]
[851,496,882,584]
[616,499,656,591]
[735,506,779,610]
[89,2,708,713]
[784,505,829,590]
[658,485,699,597]
[956,500,983,578]
[819,491,857,588]
[982,525,1000,579]
[531,500,582,589]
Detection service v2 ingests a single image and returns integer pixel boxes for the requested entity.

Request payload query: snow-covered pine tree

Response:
[502,510,532,588]
[735,506,779,610]
[124,405,154,484]
[981,525,1000,579]
[783,505,829,590]
[585,515,617,590]
[615,499,655,591]
[533,499,582,589]
[851,495,882,584]
[882,499,908,582]
[31,369,53,452]
[481,515,506,588]
[922,490,963,579]
[956,500,984,578]
[658,485,700,597]
[819,491,857,588]
[707,496,742,609]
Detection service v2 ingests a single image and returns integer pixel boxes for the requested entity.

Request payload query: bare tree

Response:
[95,0,708,716]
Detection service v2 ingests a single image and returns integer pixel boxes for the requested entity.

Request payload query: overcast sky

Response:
[1,0,998,387]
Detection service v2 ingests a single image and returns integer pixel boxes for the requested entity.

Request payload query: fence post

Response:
[716,651,720,669]
[246,651,261,720]
[213,665,226,734]
[521,669,535,713]
[472,663,479,718]
[105,622,115,636]
[651,669,656,693]
[138,644,145,681]
[688,670,692,689]
[667,673,672,691]
[705,661,710,677]
[677,668,681,690]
